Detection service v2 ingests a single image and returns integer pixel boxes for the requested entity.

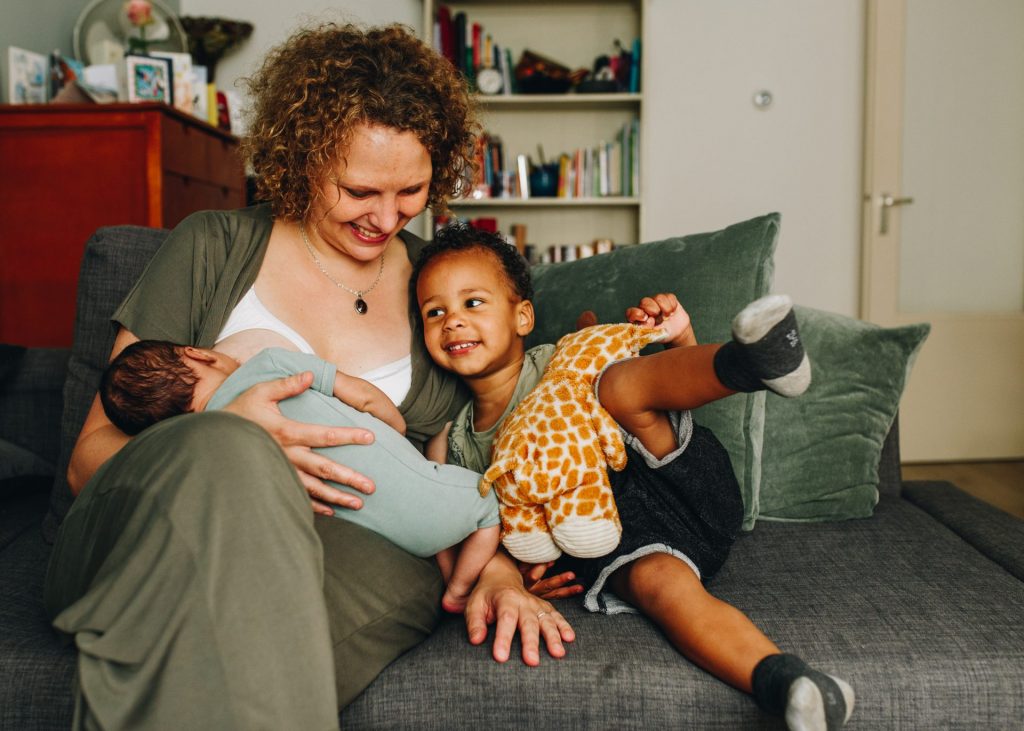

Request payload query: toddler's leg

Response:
[440,525,501,613]
[609,552,779,691]
[598,344,732,458]
[610,552,853,730]
[714,294,811,397]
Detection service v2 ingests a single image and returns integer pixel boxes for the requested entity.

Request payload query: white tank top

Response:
[216,287,412,405]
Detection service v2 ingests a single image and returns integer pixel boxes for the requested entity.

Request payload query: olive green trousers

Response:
[44,412,443,730]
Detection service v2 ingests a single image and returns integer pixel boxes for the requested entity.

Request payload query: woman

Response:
[45,23,573,729]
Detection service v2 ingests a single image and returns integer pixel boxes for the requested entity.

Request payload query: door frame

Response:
[861,0,1024,461]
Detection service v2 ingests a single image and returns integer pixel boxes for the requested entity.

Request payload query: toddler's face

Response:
[416,248,532,381]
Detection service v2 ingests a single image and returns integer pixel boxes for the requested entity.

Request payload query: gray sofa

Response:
[2,224,1023,729]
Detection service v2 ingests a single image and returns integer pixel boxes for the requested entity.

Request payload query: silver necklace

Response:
[300,224,385,315]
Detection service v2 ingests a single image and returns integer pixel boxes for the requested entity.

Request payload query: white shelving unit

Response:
[421,0,646,254]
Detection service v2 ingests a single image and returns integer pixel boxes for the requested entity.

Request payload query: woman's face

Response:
[311,123,432,262]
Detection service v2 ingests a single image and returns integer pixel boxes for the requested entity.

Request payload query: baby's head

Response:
[413,222,534,380]
[100,340,238,435]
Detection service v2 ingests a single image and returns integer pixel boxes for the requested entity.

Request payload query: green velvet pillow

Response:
[527,213,780,530]
[756,306,929,522]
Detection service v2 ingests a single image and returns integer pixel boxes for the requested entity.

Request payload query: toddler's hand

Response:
[626,293,696,348]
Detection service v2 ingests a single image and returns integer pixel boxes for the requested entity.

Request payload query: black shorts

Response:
[554,423,744,614]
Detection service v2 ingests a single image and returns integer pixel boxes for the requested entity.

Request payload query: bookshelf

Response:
[422,0,646,261]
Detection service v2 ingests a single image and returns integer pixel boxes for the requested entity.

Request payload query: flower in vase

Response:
[124,0,155,54]
[125,0,154,27]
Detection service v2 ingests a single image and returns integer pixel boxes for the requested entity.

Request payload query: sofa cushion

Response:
[756,307,929,522]
[45,227,169,540]
[528,214,780,530]
[344,491,1024,729]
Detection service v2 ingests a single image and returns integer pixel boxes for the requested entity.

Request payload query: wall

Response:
[644,0,864,316]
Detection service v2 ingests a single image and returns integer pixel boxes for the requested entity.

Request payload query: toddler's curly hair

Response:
[242,23,479,220]
[413,222,533,305]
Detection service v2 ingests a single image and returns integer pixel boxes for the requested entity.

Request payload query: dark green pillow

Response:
[757,306,929,522]
[527,213,780,530]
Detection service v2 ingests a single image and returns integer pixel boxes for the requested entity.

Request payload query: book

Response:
[7,46,48,104]
[630,38,641,93]
[516,154,531,199]
[453,12,467,73]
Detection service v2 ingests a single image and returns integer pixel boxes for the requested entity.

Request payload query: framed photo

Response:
[125,54,173,105]
[7,46,49,104]
[150,51,193,114]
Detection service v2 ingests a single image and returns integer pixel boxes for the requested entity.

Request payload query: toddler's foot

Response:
[714,294,811,397]
[752,654,855,731]
[441,582,473,614]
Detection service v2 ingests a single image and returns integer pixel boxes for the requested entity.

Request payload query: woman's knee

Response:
[106,411,304,511]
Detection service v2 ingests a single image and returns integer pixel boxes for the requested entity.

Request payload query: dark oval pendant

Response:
[354,298,368,315]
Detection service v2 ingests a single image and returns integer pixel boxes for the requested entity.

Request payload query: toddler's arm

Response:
[425,421,452,463]
[626,293,697,348]
[332,372,407,435]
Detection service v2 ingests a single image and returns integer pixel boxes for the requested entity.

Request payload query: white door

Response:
[862,0,1024,462]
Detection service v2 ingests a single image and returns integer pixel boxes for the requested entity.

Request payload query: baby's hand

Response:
[333,372,407,435]
[626,293,696,348]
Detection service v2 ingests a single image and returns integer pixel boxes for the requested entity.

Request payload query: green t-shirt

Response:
[112,204,469,446]
[447,344,556,473]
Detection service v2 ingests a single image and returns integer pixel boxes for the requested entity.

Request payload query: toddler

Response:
[413,222,854,731]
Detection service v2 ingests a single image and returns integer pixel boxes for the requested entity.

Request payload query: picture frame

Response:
[6,46,49,104]
[125,54,173,105]
[150,51,193,114]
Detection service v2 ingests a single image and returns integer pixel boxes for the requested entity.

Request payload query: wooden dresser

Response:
[0,103,247,347]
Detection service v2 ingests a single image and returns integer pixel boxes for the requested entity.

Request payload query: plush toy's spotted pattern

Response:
[480,323,665,563]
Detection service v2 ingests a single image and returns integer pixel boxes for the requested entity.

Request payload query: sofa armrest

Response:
[0,347,70,469]
[902,480,1024,581]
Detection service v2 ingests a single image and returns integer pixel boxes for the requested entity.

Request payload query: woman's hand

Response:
[626,293,696,348]
[222,370,377,515]
[464,551,575,666]
[519,561,584,600]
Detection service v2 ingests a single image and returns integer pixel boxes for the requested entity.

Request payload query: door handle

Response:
[879,193,914,235]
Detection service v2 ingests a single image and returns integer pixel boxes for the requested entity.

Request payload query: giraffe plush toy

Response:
[480,322,666,563]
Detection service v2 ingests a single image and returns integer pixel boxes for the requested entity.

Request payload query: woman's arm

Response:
[67,328,140,494]
[463,550,575,666]
[69,327,379,514]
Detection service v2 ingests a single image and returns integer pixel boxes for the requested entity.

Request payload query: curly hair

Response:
[242,23,480,220]
[100,340,198,436]
[412,222,533,305]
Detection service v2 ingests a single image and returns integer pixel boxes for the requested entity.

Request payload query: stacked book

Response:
[434,5,514,94]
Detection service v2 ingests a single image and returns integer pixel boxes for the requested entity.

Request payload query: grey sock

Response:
[752,654,854,731]
[713,295,811,397]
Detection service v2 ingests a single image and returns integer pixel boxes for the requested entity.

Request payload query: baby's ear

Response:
[183,346,217,364]
[516,299,536,336]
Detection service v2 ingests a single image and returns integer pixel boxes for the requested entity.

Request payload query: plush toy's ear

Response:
[576,310,598,331]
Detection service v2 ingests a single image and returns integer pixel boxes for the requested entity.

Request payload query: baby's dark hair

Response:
[100,340,198,436]
[412,221,533,303]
